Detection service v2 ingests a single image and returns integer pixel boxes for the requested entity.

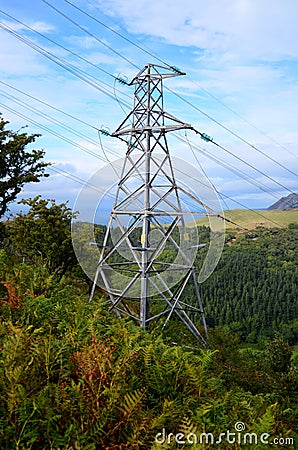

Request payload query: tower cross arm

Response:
[112,123,193,136]
[112,110,194,137]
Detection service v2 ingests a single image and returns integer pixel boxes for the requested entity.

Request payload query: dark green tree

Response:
[8,196,77,278]
[0,114,50,218]
[264,333,292,373]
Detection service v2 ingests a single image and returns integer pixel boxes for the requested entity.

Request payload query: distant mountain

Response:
[267,193,298,210]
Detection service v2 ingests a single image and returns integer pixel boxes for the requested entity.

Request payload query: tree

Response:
[264,333,292,374]
[0,114,50,218]
[8,196,77,278]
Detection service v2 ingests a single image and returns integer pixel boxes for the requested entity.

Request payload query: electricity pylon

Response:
[90,64,211,346]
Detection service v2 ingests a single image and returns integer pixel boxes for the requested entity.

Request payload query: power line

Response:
[1,101,285,230]
[0,85,289,228]
[0,101,117,163]
[63,0,298,166]
[0,80,133,181]
[97,129,119,178]
[169,89,298,180]
[0,98,136,204]
[0,8,120,84]
[0,80,99,132]
[0,106,121,203]
[185,77,298,161]
[1,79,286,215]
[184,130,240,216]
[0,22,131,109]
[0,104,120,202]
[0,10,291,229]
[0,90,120,160]
[182,132,286,230]
[48,165,105,195]
[175,129,294,197]
[41,0,140,70]
[187,137,281,200]
[63,0,173,70]
[18,1,295,184]
[209,136,295,194]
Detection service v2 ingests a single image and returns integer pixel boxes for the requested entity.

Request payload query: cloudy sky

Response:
[0,0,297,218]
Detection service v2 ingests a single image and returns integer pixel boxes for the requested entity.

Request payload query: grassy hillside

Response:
[196,208,298,230]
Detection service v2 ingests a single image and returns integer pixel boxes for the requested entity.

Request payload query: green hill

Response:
[196,208,298,230]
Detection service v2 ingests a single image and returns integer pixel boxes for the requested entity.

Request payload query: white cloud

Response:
[0,29,49,75]
[1,19,55,34]
[29,21,56,33]
[94,0,298,60]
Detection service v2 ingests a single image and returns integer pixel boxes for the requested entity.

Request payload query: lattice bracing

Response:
[90,64,212,346]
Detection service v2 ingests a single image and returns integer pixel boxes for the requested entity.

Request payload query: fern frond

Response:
[120,388,146,416]
[179,415,198,436]
[142,343,155,369]
[150,398,177,429]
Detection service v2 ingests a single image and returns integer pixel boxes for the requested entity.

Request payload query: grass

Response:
[196,208,298,230]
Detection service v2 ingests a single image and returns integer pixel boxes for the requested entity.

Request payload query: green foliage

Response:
[7,196,77,278]
[0,114,50,218]
[0,217,297,448]
[195,227,298,344]
[264,333,292,373]
[288,222,298,229]
[0,278,296,449]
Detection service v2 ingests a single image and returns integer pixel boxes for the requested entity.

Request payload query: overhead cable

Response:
[34,1,297,180]
[0,22,131,109]
[2,100,285,229]
[1,80,286,208]
[62,0,298,166]
[41,0,139,70]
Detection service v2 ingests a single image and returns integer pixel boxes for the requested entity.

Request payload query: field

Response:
[196,208,298,230]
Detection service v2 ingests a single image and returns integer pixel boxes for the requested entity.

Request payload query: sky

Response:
[0,0,298,220]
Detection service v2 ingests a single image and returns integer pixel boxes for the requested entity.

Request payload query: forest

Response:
[192,226,298,345]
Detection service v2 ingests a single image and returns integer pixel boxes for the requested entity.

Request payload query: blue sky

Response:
[0,0,297,218]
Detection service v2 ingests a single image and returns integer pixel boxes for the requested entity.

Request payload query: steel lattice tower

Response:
[90,64,210,346]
